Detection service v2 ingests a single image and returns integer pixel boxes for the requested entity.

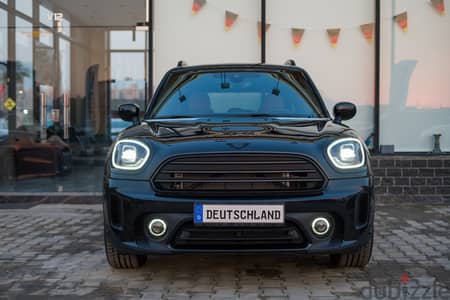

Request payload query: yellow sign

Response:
[4,98,16,111]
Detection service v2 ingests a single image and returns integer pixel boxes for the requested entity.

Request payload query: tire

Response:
[330,225,373,268]
[104,226,147,269]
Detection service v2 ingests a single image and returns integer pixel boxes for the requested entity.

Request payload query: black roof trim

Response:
[167,63,306,74]
[177,60,188,67]
[285,59,296,66]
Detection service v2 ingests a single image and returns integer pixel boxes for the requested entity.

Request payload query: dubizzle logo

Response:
[399,272,410,284]
[360,272,449,299]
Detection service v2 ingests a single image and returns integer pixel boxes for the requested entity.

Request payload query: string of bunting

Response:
[191,0,446,48]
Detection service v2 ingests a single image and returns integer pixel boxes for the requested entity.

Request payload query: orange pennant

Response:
[394,12,408,32]
[291,28,305,48]
[327,28,340,48]
[32,30,40,39]
[225,11,238,31]
[431,0,446,15]
[257,22,271,41]
[192,0,206,15]
[360,23,374,44]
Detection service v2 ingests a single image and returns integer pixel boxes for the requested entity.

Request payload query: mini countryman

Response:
[103,61,374,269]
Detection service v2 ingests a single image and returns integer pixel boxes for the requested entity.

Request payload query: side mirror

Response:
[333,102,356,123]
[118,103,140,124]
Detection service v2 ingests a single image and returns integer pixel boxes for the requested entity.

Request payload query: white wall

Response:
[266,0,375,143]
[153,0,261,86]
[153,0,450,151]
[153,0,375,143]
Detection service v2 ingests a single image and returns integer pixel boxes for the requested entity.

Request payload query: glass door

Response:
[110,30,148,141]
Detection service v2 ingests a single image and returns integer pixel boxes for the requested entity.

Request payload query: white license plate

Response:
[194,204,284,224]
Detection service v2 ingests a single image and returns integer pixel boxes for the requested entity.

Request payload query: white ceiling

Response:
[44,0,146,27]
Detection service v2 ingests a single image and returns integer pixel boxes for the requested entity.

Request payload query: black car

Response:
[103,62,374,269]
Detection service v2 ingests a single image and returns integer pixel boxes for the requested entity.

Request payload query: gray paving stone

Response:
[0,203,449,299]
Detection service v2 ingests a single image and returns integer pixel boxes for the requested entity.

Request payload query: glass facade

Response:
[380,0,450,152]
[0,0,149,193]
[16,0,33,17]
[266,0,375,148]
[0,0,448,194]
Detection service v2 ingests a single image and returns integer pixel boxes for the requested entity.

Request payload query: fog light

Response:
[311,217,331,236]
[148,219,167,237]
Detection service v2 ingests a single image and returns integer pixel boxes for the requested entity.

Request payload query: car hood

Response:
[110,118,369,181]
[119,118,357,142]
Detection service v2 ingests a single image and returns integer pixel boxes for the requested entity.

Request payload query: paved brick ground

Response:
[0,203,449,299]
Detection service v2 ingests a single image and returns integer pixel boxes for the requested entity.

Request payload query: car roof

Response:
[166,63,308,75]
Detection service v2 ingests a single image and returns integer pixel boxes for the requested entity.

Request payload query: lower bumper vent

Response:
[171,222,305,250]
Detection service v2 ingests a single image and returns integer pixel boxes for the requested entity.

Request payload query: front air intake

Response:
[152,153,326,198]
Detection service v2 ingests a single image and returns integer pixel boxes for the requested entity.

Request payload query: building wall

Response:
[152,0,450,153]
[1,0,449,196]
[153,0,261,86]
[265,0,375,144]
[373,155,450,203]
[380,0,450,152]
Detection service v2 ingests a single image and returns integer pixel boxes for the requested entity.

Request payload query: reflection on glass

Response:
[39,29,53,47]
[62,18,71,37]
[110,31,146,50]
[380,5,450,152]
[0,9,7,62]
[0,0,148,193]
[0,9,7,141]
[111,52,146,106]
[0,62,6,140]
[39,5,53,27]
[15,17,34,128]
[15,0,33,17]
[110,52,146,141]
[59,38,70,94]
[264,0,375,149]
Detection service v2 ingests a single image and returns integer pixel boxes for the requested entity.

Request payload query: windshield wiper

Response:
[153,115,196,119]
[245,114,276,118]
[237,114,318,118]
[273,117,331,122]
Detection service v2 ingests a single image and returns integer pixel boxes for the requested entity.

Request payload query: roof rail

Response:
[284,59,296,66]
[177,60,188,67]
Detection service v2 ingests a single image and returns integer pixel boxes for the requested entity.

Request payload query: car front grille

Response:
[152,153,326,197]
[171,222,306,250]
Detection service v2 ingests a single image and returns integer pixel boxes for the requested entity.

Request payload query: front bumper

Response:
[104,177,374,255]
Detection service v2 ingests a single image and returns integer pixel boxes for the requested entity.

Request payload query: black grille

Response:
[171,222,305,250]
[152,153,325,197]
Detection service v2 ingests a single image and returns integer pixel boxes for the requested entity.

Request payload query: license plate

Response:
[194,204,284,224]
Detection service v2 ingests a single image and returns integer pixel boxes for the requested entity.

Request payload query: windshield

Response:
[149,71,327,119]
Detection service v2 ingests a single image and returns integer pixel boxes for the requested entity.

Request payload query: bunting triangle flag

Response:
[431,0,446,16]
[192,0,206,15]
[360,23,374,44]
[257,22,271,40]
[394,12,408,32]
[327,28,341,48]
[291,28,305,48]
[225,11,238,31]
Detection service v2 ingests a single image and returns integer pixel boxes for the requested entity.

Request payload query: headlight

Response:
[112,139,150,170]
[327,138,365,169]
